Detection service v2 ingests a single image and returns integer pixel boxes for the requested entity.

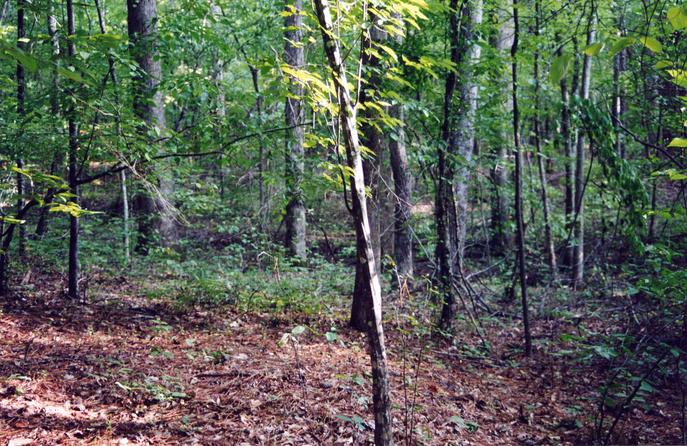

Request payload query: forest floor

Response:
[0,268,682,445]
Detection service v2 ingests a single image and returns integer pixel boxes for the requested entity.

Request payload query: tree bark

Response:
[490,11,514,254]
[127,0,176,253]
[559,42,574,271]
[16,0,26,259]
[65,0,80,300]
[436,0,461,331]
[511,0,532,356]
[35,0,65,238]
[452,0,483,270]
[533,0,557,279]
[572,5,596,288]
[389,101,413,281]
[284,0,307,260]
[437,0,483,329]
[313,2,393,444]
[351,6,387,331]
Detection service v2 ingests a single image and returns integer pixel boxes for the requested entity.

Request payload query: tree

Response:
[127,0,176,253]
[284,0,307,260]
[66,0,79,299]
[573,1,596,288]
[351,6,386,331]
[510,0,531,355]
[437,0,483,330]
[313,1,393,443]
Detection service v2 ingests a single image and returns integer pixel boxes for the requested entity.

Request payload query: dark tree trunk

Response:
[127,0,176,253]
[389,101,413,281]
[66,0,79,300]
[511,0,532,356]
[351,6,386,330]
[284,0,307,259]
[436,0,461,331]
[16,0,26,259]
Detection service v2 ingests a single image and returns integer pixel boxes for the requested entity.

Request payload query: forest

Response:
[0,0,686,443]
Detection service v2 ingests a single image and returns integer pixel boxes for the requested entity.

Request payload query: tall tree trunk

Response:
[612,11,626,159]
[35,0,64,238]
[127,0,175,253]
[16,0,26,259]
[437,0,483,329]
[533,0,557,279]
[389,101,413,280]
[66,0,80,299]
[490,11,514,254]
[351,5,386,330]
[313,2,392,444]
[559,42,574,271]
[436,0,461,331]
[452,0,483,270]
[284,0,307,259]
[573,5,596,288]
[511,0,532,356]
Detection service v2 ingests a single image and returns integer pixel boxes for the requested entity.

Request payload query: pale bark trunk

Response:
[313,2,392,444]
[284,0,307,259]
[533,0,557,279]
[573,6,596,288]
[452,0,483,270]
[35,2,62,238]
[490,12,514,254]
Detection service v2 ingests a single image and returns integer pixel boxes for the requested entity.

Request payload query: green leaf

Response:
[639,36,662,53]
[584,42,604,56]
[608,37,635,57]
[325,331,337,342]
[667,5,687,30]
[549,54,573,85]
[668,138,687,148]
[291,325,306,336]
[2,46,38,72]
[57,66,89,85]
[655,60,672,69]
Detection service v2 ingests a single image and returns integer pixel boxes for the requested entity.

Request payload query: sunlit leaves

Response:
[608,37,634,57]
[667,5,687,30]
[667,138,687,148]
[583,42,604,56]
[549,54,572,84]
[639,36,662,53]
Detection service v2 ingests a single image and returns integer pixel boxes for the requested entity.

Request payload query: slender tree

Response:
[490,10,514,254]
[284,0,307,259]
[533,0,557,278]
[313,1,393,443]
[16,0,25,258]
[351,6,386,330]
[35,0,63,238]
[573,3,596,288]
[511,0,532,355]
[66,0,80,299]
